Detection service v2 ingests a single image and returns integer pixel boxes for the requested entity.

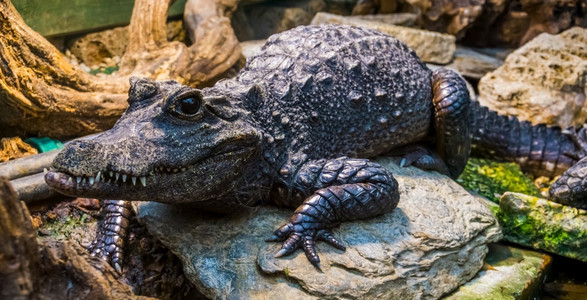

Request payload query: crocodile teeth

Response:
[109,171,113,177]
[67,177,72,183]
[76,177,82,184]
[89,177,95,185]
[95,172,101,183]
[115,173,120,181]
[167,168,171,172]
[181,168,186,172]
[131,176,136,186]
[140,176,146,187]
[122,174,127,182]
[173,169,178,173]
[43,168,48,174]
[82,177,86,184]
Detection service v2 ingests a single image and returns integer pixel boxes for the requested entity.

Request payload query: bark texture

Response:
[0,177,151,299]
[0,0,241,139]
[0,177,40,298]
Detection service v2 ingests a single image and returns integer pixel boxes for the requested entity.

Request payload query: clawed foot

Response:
[87,232,124,273]
[87,199,132,274]
[266,220,346,268]
[389,145,450,176]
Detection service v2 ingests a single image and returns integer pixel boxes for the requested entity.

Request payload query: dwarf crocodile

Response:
[45,25,587,272]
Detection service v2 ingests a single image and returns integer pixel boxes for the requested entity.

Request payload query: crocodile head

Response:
[45,77,262,203]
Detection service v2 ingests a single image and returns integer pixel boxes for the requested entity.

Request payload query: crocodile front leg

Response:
[267,157,399,267]
[87,199,132,273]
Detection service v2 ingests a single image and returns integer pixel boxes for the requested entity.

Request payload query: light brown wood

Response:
[0,0,241,139]
[0,177,40,298]
[0,177,150,298]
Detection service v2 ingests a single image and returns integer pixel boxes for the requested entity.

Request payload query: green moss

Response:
[447,244,551,300]
[89,65,119,75]
[498,193,587,262]
[457,158,541,203]
[38,212,92,240]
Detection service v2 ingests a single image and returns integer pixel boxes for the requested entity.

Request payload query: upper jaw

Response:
[48,165,187,187]
[44,165,187,199]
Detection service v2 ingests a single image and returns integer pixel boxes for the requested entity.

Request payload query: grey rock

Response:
[135,157,501,299]
[311,12,456,64]
[447,46,504,81]
[478,27,587,128]
[343,13,419,27]
[240,40,266,60]
[447,243,552,300]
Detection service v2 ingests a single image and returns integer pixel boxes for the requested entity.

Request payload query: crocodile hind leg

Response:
[429,68,471,178]
[550,156,587,210]
[267,157,399,268]
[393,68,471,178]
[87,199,132,273]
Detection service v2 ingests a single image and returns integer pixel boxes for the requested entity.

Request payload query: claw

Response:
[275,248,288,258]
[268,217,347,268]
[113,262,122,274]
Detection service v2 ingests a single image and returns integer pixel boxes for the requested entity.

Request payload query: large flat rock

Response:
[135,157,501,299]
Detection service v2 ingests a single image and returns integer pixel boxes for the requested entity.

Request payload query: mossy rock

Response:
[446,243,552,300]
[498,192,587,262]
[457,158,541,203]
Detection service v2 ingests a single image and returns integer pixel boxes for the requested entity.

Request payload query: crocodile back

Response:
[219,25,433,161]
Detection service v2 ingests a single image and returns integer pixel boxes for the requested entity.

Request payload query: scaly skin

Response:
[470,102,583,178]
[45,25,472,270]
[469,101,587,209]
[87,199,132,273]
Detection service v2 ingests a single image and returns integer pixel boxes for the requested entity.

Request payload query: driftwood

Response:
[0,177,150,299]
[0,137,38,162]
[0,177,39,298]
[0,0,241,139]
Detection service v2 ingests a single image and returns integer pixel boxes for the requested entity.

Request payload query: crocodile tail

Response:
[469,101,582,178]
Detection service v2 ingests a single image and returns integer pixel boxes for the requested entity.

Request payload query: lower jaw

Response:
[44,171,154,200]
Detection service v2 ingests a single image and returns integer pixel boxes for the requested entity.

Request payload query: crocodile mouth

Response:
[45,144,257,200]
[45,165,183,192]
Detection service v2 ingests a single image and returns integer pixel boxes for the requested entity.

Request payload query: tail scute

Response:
[470,101,581,178]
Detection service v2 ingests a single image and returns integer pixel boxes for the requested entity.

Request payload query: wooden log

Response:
[0,0,241,139]
[0,177,40,298]
[0,177,150,298]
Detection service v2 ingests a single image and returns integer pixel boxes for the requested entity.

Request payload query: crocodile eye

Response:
[179,97,200,115]
[167,90,203,119]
